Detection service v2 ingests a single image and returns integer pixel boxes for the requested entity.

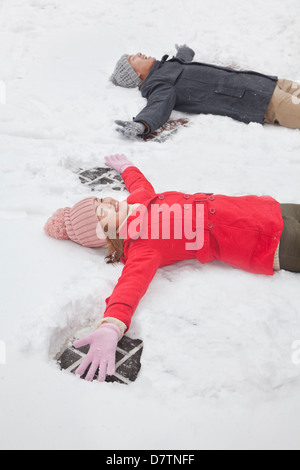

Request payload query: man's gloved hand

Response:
[73,323,120,382]
[175,43,188,51]
[115,120,145,138]
[175,44,195,62]
[105,154,134,173]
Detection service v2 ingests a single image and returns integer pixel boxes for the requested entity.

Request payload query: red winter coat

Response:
[103,167,283,330]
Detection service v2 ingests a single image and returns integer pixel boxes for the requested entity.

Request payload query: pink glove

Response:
[105,154,134,174]
[73,323,120,382]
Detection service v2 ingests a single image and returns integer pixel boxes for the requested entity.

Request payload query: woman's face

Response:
[94,197,128,235]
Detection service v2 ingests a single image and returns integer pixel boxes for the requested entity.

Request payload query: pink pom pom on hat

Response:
[44,197,107,247]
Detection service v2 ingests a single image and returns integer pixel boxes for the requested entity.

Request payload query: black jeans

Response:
[280,204,300,273]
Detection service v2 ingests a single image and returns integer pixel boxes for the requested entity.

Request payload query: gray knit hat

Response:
[110,54,142,88]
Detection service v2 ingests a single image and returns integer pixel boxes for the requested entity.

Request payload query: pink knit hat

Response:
[44,197,107,247]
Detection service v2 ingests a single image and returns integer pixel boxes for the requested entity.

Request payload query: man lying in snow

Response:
[110,45,300,137]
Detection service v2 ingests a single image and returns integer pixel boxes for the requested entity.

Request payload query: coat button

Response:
[158,195,165,200]
[208,196,215,201]
[207,223,213,229]
[184,195,190,199]
[210,208,216,215]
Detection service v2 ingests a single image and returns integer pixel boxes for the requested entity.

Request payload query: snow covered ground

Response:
[1,0,300,450]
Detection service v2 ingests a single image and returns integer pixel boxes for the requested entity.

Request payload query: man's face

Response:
[127,53,156,80]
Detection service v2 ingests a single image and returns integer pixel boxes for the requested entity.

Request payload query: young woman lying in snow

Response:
[44,154,300,383]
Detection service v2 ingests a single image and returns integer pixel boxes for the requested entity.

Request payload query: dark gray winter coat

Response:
[133,46,278,134]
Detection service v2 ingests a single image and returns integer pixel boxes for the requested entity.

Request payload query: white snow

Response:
[1,0,300,450]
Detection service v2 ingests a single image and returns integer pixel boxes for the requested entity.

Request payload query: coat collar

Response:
[139,60,162,91]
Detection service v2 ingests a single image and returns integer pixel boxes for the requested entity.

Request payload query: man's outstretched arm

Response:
[115,83,176,138]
